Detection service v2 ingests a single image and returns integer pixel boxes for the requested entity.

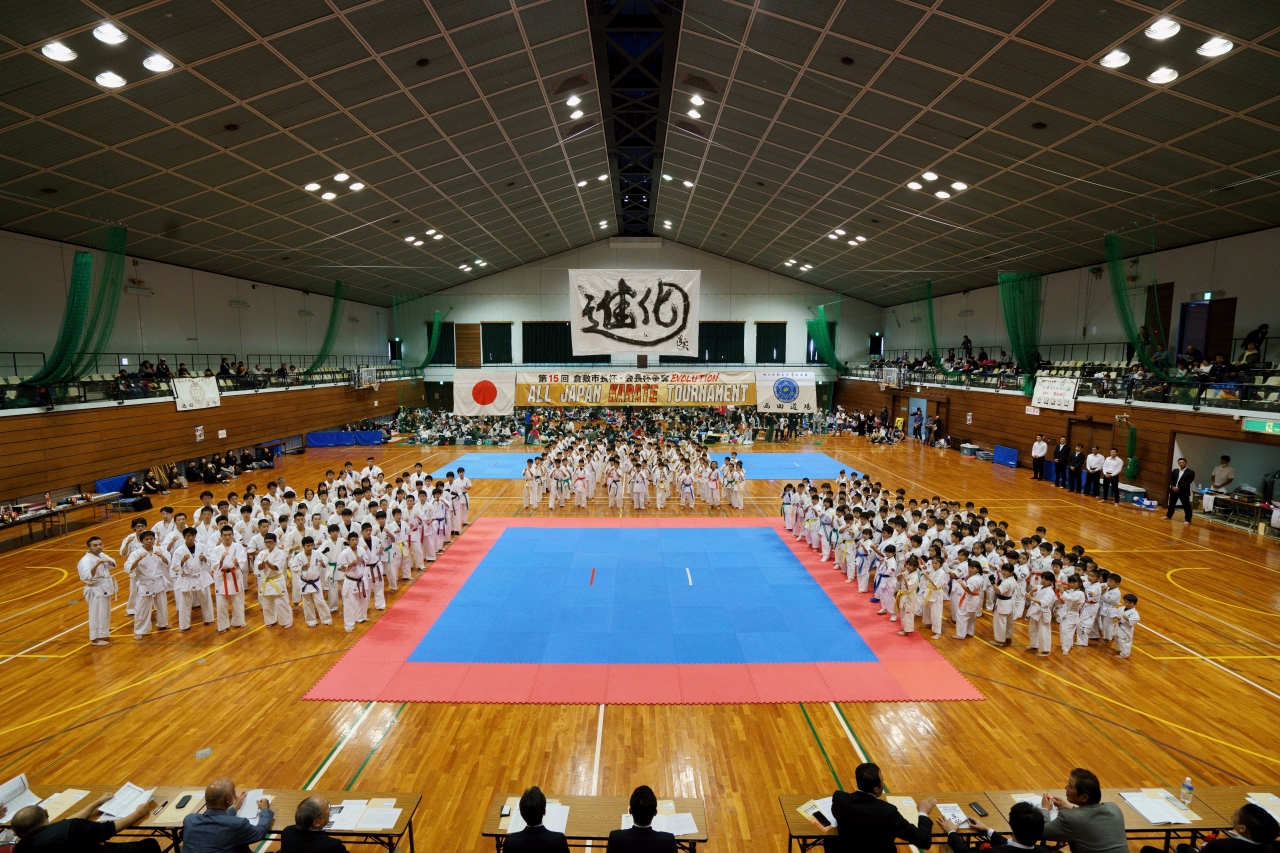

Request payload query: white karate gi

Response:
[992,576,1017,643]
[1114,605,1139,657]
[339,547,368,632]
[953,573,983,639]
[293,550,332,626]
[207,541,248,631]
[1058,589,1085,654]
[124,546,170,636]
[78,551,117,641]
[170,542,214,630]
[255,546,293,627]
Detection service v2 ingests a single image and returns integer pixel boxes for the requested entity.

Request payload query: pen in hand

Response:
[153,801,168,815]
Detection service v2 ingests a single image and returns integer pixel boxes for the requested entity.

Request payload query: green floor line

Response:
[346,702,407,790]
[799,702,842,791]
[302,702,373,790]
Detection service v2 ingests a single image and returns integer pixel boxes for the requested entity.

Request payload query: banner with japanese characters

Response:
[1031,376,1079,412]
[516,370,756,407]
[755,370,817,414]
[172,376,220,411]
[569,269,699,356]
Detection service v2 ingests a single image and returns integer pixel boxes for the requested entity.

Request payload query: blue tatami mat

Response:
[408,526,877,665]
[426,451,857,482]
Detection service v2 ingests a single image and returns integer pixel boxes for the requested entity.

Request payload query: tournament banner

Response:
[172,376,220,411]
[755,370,817,414]
[454,370,515,416]
[1031,376,1079,412]
[569,269,700,356]
[517,371,756,407]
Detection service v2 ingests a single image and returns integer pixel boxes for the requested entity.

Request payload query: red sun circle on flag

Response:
[471,380,498,405]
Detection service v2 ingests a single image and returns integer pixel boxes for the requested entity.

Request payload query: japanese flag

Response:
[453,370,515,416]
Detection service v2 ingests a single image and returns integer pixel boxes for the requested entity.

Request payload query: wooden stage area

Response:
[1,437,1277,851]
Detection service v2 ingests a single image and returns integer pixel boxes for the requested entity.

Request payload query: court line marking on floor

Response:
[1137,623,1280,701]
[0,568,70,605]
[591,703,605,795]
[1124,576,1280,653]
[303,702,375,790]
[829,702,869,762]
[798,703,842,790]
[345,702,407,790]
[1166,568,1280,618]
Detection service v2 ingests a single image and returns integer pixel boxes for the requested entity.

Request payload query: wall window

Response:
[426,322,455,365]
[660,322,745,364]
[806,321,837,364]
[755,322,787,364]
[521,322,611,364]
[481,322,512,364]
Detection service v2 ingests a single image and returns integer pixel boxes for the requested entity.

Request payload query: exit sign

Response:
[1242,418,1280,435]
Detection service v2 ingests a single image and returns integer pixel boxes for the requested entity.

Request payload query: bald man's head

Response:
[205,778,236,809]
[11,805,48,837]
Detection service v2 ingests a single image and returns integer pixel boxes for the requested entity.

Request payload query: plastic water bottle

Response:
[1180,777,1194,805]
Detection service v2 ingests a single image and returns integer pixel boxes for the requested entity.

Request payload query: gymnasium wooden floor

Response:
[2,437,1277,851]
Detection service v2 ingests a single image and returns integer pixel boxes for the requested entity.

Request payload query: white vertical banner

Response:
[755,370,817,414]
[172,376,221,411]
[569,269,699,356]
[453,370,515,415]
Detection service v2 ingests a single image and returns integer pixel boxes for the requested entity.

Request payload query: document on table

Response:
[1120,791,1191,825]
[355,808,401,830]
[542,803,570,834]
[38,790,89,821]
[936,803,970,828]
[886,796,918,824]
[327,801,368,831]
[99,783,155,818]
[796,796,838,828]
[238,791,273,823]
[1246,794,1280,824]
[1010,793,1057,821]
[620,813,698,836]
[0,774,43,811]
[1141,789,1200,821]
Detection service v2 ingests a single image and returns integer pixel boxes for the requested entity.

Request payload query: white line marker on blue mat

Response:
[686,567,692,585]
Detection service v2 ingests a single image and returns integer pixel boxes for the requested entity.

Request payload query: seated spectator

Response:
[12,791,159,853]
[142,471,169,495]
[828,763,934,853]
[1039,768,1126,853]
[503,787,569,853]
[177,363,192,377]
[182,778,273,853]
[203,368,215,377]
[166,462,187,489]
[138,360,156,380]
[155,358,172,378]
[240,449,256,470]
[121,476,141,498]
[607,786,676,853]
[277,363,289,379]
[938,802,1051,853]
[218,358,233,376]
[1235,341,1261,368]
[280,796,347,853]
[115,370,140,398]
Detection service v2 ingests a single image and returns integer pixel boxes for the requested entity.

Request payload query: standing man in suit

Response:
[1166,458,1195,524]
[504,787,569,853]
[1038,768,1127,853]
[280,798,347,853]
[1067,444,1086,493]
[606,786,676,853]
[1053,437,1070,488]
[937,802,1053,853]
[828,763,935,853]
[1030,435,1048,480]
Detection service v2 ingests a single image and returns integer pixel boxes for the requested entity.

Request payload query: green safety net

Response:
[997,270,1043,395]
[1105,230,1176,382]
[419,309,442,370]
[806,304,841,371]
[305,280,346,374]
[67,223,128,380]
[923,280,961,376]
[1125,424,1138,480]
[24,251,94,385]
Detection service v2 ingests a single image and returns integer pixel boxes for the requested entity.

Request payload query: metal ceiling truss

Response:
[587,0,683,235]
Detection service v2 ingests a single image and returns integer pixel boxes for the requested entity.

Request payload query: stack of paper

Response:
[886,796,918,824]
[0,775,43,812]
[356,808,401,830]
[38,790,89,822]
[1011,793,1057,821]
[99,783,156,818]
[1120,791,1191,825]
[1247,794,1280,824]
[619,813,698,836]
[937,804,970,828]
[238,790,272,823]
[327,801,368,831]
[509,803,569,834]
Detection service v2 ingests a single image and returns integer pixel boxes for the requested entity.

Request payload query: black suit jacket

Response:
[1053,444,1069,464]
[279,827,348,853]
[1068,452,1085,470]
[946,830,1054,853]
[503,824,570,853]
[829,790,933,853]
[1200,837,1276,853]
[1169,467,1195,495]
[605,825,677,853]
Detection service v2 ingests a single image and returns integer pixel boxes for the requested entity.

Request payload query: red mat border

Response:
[305,517,983,704]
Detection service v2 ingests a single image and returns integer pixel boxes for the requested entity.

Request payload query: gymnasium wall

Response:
[881,225,1280,357]
[0,380,416,499]
[0,229,393,365]
[833,377,1280,504]
[390,237,881,371]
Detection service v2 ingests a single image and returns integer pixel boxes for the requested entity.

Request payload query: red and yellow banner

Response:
[516,371,757,407]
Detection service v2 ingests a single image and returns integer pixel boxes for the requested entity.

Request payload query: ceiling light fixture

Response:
[405,236,415,242]
[566,94,581,107]
[321,191,337,200]
[922,171,938,181]
[848,240,857,246]
[41,42,76,62]
[690,94,704,106]
[1197,36,1233,57]
[1145,17,1180,40]
[570,109,583,119]
[682,180,693,187]
[577,180,587,186]
[349,182,364,191]
[334,173,349,181]
[413,240,423,246]
[785,260,796,265]
[935,190,951,199]
[477,261,487,266]
[855,236,866,242]
[433,233,443,240]
[1100,49,1130,68]
[459,264,467,270]
[426,229,436,235]
[305,183,321,191]
[907,181,922,190]
[93,23,127,44]
[662,174,672,181]
[95,71,126,88]
[687,109,700,118]
[834,229,845,235]
[801,264,812,270]
[951,181,967,190]
[598,173,608,181]
[827,233,838,240]
[1147,67,1178,84]
[143,54,173,72]
[599,220,607,228]
[663,223,671,229]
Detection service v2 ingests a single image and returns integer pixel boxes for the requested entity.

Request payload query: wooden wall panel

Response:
[455,323,481,368]
[834,378,1280,502]
[0,381,412,499]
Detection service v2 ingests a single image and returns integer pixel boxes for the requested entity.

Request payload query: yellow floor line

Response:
[1168,568,1280,618]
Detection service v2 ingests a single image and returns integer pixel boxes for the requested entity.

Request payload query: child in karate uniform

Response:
[1113,593,1140,658]
[895,557,921,636]
[631,468,648,510]
[653,463,669,509]
[339,533,368,632]
[873,544,897,613]
[991,565,1017,645]
[255,533,293,628]
[522,460,538,509]
[1098,573,1123,641]
[1076,567,1103,646]
[293,536,332,627]
[781,485,796,531]
[923,555,948,639]
[1058,575,1086,655]
[952,560,983,640]
[1026,571,1056,656]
